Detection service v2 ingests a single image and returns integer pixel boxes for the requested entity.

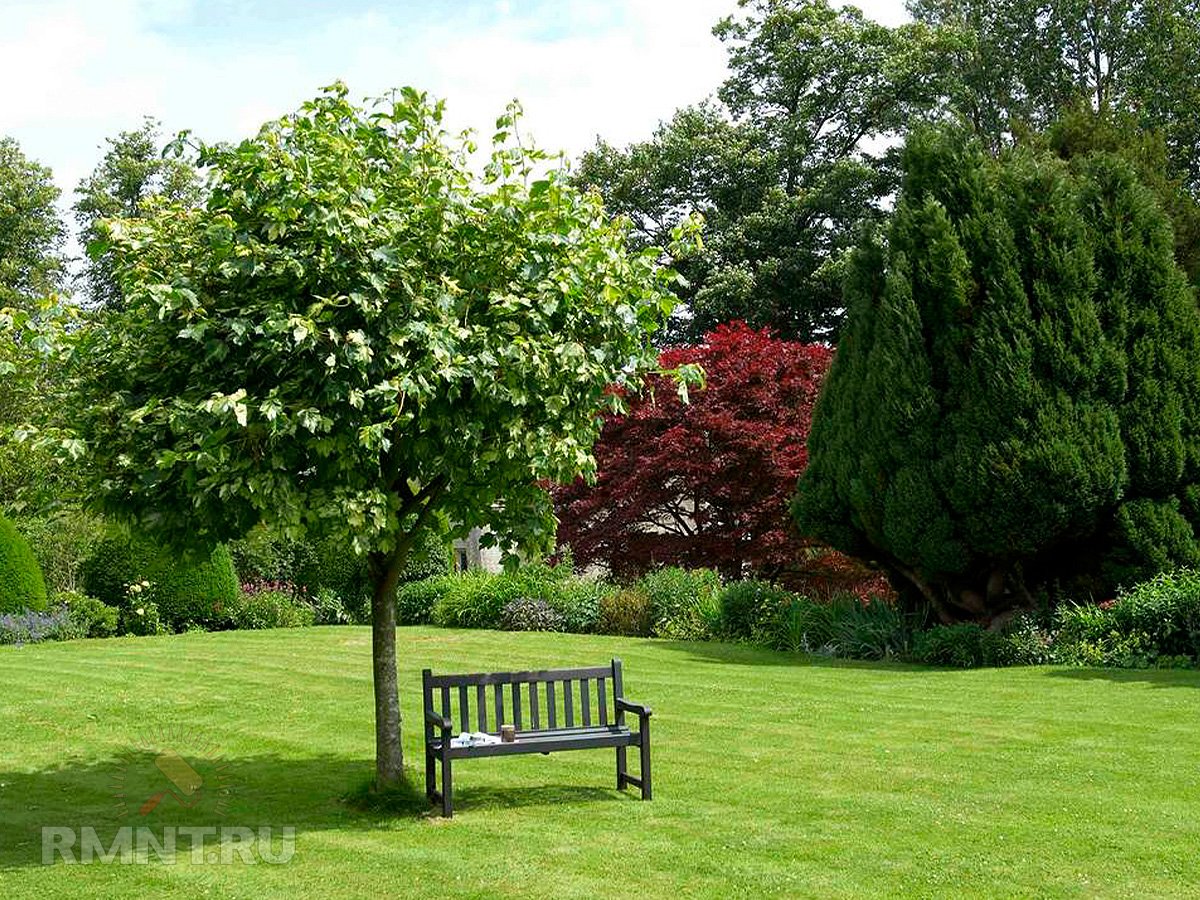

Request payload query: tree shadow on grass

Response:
[1043,666,1200,689]
[653,639,936,674]
[658,639,1200,687]
[0,750,628,870]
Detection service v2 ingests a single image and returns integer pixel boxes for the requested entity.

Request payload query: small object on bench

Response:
[450,731,500,749]
[422,658,652,817]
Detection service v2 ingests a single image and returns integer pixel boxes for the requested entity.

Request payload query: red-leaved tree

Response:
[554,322,889,596]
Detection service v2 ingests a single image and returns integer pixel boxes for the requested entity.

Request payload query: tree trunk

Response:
[369,550,407,789]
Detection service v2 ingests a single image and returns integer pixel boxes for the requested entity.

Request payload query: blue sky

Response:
[1,0,908,247]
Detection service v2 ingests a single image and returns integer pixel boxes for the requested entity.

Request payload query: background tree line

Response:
[576,0,1200,344]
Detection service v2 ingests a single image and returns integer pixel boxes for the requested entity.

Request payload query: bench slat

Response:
[598,677,608,725]
[547,680,557,729]
[494,683,505,728]
[511,682,523,730]
[530,681,540,730]
[440,686,451,724]
[564,679,574,727]
[580,678,591,727]
[477,683,488,732]
[428,666,611,688]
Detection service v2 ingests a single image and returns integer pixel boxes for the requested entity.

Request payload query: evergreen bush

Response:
[0,513,48,614]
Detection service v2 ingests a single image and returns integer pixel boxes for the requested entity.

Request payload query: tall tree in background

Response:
[795,129,1200,625]
[909,0,1200,191]
[0,138,64,310]
[574,0,951,343]
[0,140,69,513]
[1042,105,1200,288]
[73,119,202,308]
[555,322,885,595]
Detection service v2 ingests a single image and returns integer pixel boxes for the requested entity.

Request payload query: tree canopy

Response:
[73,118,203,308]
[574,0,950,343]
[910,0,1200,191]
[554,322,833,581]
[57,84,696,786]
[0,137,64,310]
[794,129,1200,624]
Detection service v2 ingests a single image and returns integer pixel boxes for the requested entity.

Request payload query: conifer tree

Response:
[794,129,1200,623]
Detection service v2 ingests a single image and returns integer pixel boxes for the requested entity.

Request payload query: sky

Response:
[0,0,910,242]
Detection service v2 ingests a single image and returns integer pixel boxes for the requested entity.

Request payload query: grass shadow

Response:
[455,783,626,811]
[653,638,934,674]
[0,748,636,869]
[0,751,378,870]
[1043,666,1200,689]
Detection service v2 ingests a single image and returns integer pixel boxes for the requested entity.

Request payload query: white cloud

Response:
[0,0,910,254]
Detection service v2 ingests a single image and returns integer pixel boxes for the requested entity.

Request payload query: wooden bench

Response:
[421,658,652,817]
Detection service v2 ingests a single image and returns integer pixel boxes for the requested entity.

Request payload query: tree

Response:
[0,140,70,514]
[1042,105,1200,289]
[555,321,853,585]
[909,0,1200,191]
[574,0,952,343]
[794,129,1200,625]
[61,85,696,787]
[73,119,202,308]
[0,137,64,309]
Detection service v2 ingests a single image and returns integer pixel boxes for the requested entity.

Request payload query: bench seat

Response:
[430,723,638,758]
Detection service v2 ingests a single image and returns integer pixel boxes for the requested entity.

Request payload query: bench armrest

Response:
[425,709,453,732]
[616,697,652,719]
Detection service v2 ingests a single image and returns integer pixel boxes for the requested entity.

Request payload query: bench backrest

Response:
[422,659,625,735]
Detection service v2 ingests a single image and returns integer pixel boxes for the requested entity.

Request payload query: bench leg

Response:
[440,749,453,818]
[638,720,652,801]
[617,746,628,790]
[425,747,436,803]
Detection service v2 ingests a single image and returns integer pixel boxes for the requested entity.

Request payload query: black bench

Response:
[421,658,652,817]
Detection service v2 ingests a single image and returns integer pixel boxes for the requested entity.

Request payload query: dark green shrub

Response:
[228,526,298,583]
[56,590,118,638]
[1052,602,1156,667]
[548,579,612,633]
[81,534,238,631]
[13,511,104,594]
[637,567,721,639]
[597,588,653,636]
[992,615,1054,665]
[911,616,1055,668]
[295,529,450,619]
[430,565,568,630]
[0,513,48,614]
[911,624,994,668]
[500,597,567,632]
[152,545,240,631]
[432,571,523,629]
[79,532,161,607]
[228,589,315,630]
[822,595,911,660]
[756,595,831,652]
[1107,569,1200,660]
[719,580,796,640]
[396,576,451,626]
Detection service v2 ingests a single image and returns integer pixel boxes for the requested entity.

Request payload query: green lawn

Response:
[2,628,1199,898]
